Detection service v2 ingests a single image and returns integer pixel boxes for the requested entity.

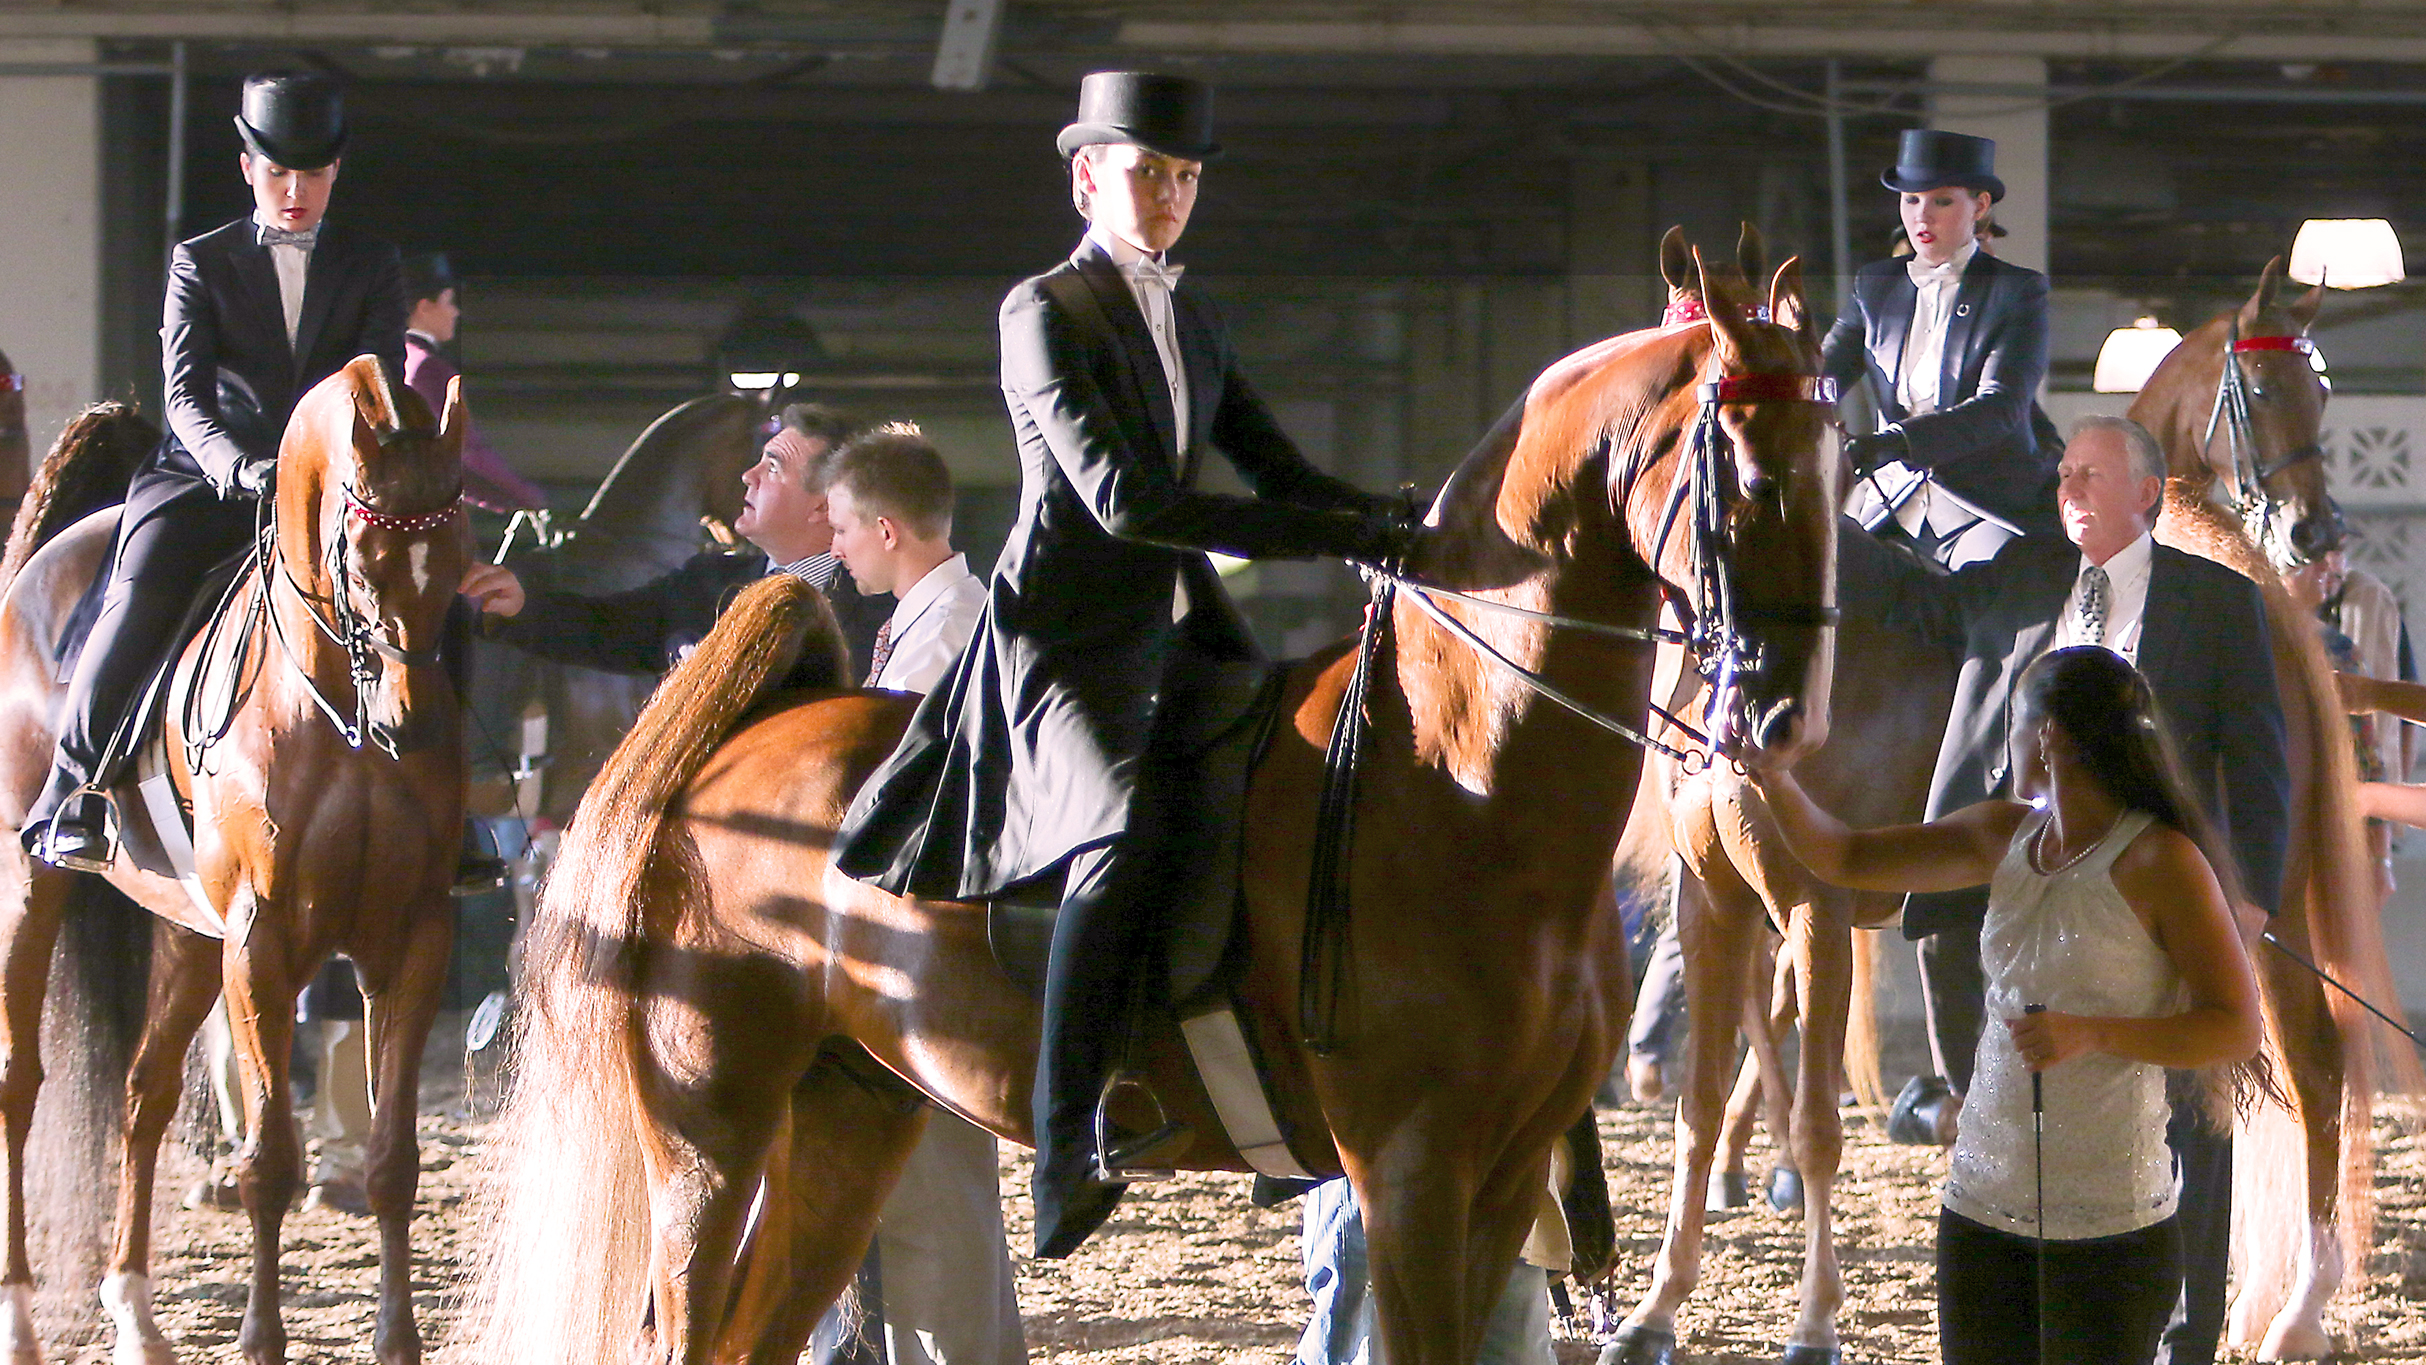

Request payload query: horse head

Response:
[278,355,468,757]
[1659,244,1839,766]
[2131,255,2331,569]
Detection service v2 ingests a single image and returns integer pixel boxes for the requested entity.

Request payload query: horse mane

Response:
[0,402,157,589]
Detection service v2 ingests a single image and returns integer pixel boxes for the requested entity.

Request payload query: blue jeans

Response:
[1298,1178,1553,1365]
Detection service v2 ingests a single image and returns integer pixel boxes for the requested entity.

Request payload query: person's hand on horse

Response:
[2005,1007,2100,1071]
[1347,499,1423,582]
[1842,428,1909,477]
[229,456,277,499]
[459,562,528,618]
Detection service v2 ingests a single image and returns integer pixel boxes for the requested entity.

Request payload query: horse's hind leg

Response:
[727,1054,928,1365]
[100,923,220,1365]
[0,864,70,1365]
[360,906,452,1365]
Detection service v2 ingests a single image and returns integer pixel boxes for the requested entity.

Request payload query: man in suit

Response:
[458,402,882,677]
[831,71,1416,1259]
[400,251,547,515]
[25,71,408,868]
[1846,414,2289,1365]
[1827,129,2061,564]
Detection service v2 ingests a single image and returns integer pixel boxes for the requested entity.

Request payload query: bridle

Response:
[258,481,462,758]
[1380,365,1840,768]
[2203,319,2327,559]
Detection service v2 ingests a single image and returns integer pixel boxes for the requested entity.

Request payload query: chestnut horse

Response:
[0,357,469,1365]
[1602,231,1955,1365]
[462,245,1843,1365]
[2127,259,2412,1359]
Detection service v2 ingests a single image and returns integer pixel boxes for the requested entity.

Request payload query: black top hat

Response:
[402,252,456,304]
[1056,72,1221,161]
[234,71,347,170]
[1881,129,2003,202]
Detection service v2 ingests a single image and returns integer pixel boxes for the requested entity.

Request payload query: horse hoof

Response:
[1597,1326,1676,1365]
[1706,1169,1750,1211]
[1765,1165,1804,1215]
[1779,1347,1841,1365]
[2257,1322,2336,1360]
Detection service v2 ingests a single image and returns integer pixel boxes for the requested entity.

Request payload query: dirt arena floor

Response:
[30,1025,2426,1364]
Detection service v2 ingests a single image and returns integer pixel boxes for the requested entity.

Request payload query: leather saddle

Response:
[984,658,1289,1012]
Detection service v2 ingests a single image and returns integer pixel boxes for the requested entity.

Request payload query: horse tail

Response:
[2159,491,2398,1277]
[0,402,157,590]
[25,879,150,1334]
[459,573,842,1365]
[1841,923,1889,1116]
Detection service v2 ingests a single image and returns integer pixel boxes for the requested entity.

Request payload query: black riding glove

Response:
[1346,501,1421,578]
[1843,428,1910,477]
[229,457,277,499]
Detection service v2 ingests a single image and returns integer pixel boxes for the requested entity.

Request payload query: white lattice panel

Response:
[2322,397,2426,508]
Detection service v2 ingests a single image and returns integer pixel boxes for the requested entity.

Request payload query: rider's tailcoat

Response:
[832,234,1381,900]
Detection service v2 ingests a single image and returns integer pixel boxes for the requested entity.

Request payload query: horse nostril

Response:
[1756,698,1801,752]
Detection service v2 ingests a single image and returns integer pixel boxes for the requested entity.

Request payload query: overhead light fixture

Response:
[2093,317,2183,393]
[2289,218,2404,289]
[726,371,802,391]
[718,311,824,394]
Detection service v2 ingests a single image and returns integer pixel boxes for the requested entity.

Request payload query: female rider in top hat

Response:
[23,71,407,868]
[1826,129,2059,568]
[832,70,1417,1259]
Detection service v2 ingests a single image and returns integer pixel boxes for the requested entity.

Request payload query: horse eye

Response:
[1742,475,1776,499]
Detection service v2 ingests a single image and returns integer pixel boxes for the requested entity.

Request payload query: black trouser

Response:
[1030,781,1179,1257]
[2154,1096,2233,1365]
[1938,1207,2181,1365]
[1918,921,1989,1094]
[29,476,256,831]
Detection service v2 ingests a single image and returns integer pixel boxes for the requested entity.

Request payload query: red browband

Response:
[2232,334,2316,355]
[1662,297,1773,327]
[345,488,462,533]
[0,374,21,392]
[1697,374,1839,405]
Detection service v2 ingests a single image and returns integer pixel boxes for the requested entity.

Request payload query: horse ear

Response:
[1694,246,1753,361]
[440,374,467,444]
[1768,256,1811,338]
[2241,256,2286,330]
[1659,226,1694,298]
[1736,222,1768,286]
[354,354,409,445]
[2289,275,2325,334]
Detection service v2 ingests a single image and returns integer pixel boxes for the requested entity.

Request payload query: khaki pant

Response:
[201,1001,371,1184]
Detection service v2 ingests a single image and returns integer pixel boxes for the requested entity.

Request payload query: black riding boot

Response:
[1030,836,1191,1259]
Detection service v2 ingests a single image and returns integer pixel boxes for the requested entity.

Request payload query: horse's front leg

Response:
[360,902,453,1365]
[1779,893,1852,1363]
[220,899,303,1365]
[0,862,70,1365]
[1615,856,1764,1362]
[102,923,221,1365]
[1356,1118,1544,1365]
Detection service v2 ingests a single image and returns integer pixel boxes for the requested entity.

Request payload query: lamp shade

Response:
[2289,218,2404,289]
[2093,317,2184,393]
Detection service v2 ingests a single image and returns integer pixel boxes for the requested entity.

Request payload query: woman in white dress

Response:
[1752,646,2265,1365]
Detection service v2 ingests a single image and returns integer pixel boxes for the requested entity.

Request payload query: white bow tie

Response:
[1907,256,1966,288]
[1122,257,1185,290]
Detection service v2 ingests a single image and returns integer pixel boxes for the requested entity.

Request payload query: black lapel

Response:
[1940,253,1994,404]
[226,228,291,364]
[2136,546,2188,685]
[1070,243,1181,468]
[1873,269,1917,417]
[1172,285,1222,486]
[291,225,344,371]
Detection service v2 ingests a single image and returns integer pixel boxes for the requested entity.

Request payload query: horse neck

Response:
[2131,317,2233,485]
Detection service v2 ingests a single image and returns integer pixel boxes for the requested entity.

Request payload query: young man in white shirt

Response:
[825,423,986,695]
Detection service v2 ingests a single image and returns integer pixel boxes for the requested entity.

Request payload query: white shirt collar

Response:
[1906,238,1979,285]
[2084,528,2154,585]
[888,552,971,631]
[778,552,840,590]
[1086,223,1172,272]
[406,329,439,349]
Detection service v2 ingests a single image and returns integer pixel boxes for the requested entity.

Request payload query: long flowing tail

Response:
[454,574,841,1364]
[0,402,156,591]
[2158,491,2399,1293]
